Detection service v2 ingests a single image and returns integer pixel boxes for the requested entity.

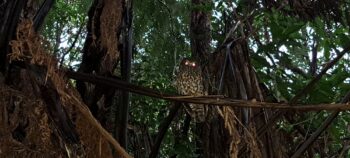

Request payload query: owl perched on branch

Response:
[174,58,208,122]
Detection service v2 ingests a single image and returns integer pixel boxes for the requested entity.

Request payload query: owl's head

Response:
[180,58,198,69]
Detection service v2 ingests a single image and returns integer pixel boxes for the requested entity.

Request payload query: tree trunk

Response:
[189,0,287,157]
[190,0,232,157]
[0,0,131,157]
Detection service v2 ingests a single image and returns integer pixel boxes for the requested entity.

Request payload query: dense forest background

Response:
[1,0,350,157]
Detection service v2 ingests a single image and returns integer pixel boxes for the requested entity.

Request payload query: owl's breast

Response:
[175,72,204,96]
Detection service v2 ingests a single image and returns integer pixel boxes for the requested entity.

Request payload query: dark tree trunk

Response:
[76,0,123,129]
[116,0,133,148]
[190,0,212,63]
[190,0,231,157]
[0,0,84,157]
[0,0,131,157]
[189,0,288,157]
[0,0,26,73]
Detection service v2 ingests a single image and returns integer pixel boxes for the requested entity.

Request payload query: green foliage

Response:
[248,3,350,156]
[131,0,194,156]
[41,0,91,69]
[41,0,350,157]
[190,1,214,13]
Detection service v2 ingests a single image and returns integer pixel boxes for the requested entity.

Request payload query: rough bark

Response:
[76,0,123,129]
[190,0,286,157]
[116,0,133,148]
[190,0,231,157]
[0,0,132,157]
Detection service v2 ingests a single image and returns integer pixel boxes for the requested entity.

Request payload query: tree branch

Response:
[257,43,350,137]
[290,91,350,158]
[33,0,55,31]
[282,63,308,78]
[59,23,84,67]
[149,102,182,158]
[65,70,350,111]
[290,43,350,103]
[310,40,318,76]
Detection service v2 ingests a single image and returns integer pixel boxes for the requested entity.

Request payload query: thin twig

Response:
[59,23,84,67]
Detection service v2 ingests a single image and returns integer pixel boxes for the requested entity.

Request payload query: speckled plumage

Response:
[175,58,207,122]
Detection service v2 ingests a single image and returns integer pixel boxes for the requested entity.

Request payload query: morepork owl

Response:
[174,58,208,122]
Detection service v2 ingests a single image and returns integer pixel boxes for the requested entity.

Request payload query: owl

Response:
[174,58,208,122]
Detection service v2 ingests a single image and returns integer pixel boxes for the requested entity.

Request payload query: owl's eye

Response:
[185,61,189,65]
[191,62,196,67]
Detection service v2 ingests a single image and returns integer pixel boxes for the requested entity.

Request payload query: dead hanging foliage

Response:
[6,19,131,158]
[216,106,263,158]
[244,126,263,158]
[217,107,241,158]
[0,84,64,157]
[263,0,343,22]
[210,38,267,158]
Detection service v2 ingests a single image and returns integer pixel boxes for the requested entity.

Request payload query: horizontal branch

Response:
[65,71,350,111]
